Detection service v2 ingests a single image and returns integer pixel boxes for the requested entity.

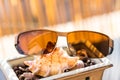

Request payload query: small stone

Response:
[91,61,96,65]
[25,68,31,72]
[64,69,70,72]
[87,59,91,64]
[18,63,28,68]
[19,75,25,80]
[19,66,26,72]
[15,70,23,76]
[24,78,33,80]
[82,57,88,63]
[13,66,19,71]
[84,63,88,67]
[90,62,93,66]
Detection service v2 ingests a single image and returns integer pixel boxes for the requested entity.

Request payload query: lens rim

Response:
[66,30,113,57]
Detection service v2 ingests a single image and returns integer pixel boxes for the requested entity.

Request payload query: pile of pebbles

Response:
[12,58,96,80]
[12,63,43,80]
[82,57,96,67]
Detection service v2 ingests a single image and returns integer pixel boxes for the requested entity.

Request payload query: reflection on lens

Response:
[76,49,88,60]
[68,40,104,58]
[18,30,57,55]
[43,41,56,54]
[67,31,109,57]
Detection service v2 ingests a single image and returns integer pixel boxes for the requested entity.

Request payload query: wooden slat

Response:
[114,0,120,10]
[43,0,58,26]
[30,0,47,28]
[16,0,27,31]
[0,0,12,35]
[103,0,114,12]
[24,0,34,30]
[0,0,4,37]
[72,0,82,22]
[81,0,91,18]
[56,0,67,24]
[67,0,74,22]
[9,0,19,34]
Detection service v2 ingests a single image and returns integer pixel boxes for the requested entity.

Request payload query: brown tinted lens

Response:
[67,31,109,58]
[18,30,57,55]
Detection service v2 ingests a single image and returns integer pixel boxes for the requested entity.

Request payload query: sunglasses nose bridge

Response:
[57,32,68,36]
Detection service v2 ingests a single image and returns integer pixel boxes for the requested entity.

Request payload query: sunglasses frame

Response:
[15,29,114,56]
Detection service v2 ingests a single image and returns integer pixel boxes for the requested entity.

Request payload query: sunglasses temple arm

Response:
[14,34,19,45]
[109,38,114,54]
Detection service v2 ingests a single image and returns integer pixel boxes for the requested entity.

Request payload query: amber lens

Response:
[17,30,57,55]
[67,31,109,57]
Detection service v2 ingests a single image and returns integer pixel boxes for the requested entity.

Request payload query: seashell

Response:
[24,47,84,77]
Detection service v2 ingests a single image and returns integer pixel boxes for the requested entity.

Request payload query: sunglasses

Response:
[15,29,113,58]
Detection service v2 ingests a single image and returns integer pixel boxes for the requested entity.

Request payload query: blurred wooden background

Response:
[0,0,120,36]
[0,1,120,80]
